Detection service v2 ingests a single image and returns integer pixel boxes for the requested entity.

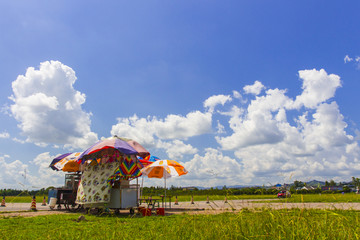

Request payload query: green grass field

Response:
[4,193,360,204]
[274,193,360,203]
[2,195,47,203]
[1,209,359,239]
[167,193,360,203]
[172,194,276,202]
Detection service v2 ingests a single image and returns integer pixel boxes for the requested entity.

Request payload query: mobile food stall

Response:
[75,136,149,214]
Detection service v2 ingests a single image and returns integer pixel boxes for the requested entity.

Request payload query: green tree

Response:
[294,180,304,188]
[329,179,336,186]
[352,177,360,187]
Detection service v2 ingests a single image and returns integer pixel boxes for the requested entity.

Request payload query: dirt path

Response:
[0,210,70,218]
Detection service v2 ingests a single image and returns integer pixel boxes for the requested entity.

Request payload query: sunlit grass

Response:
[144,194,277,203]
[0,209,360,239]
[277,193,360,203]
[2,195,47,203]
[6,193,360,204]
[147,193,360,203]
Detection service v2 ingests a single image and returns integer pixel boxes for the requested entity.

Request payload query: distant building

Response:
[321,186,343,191]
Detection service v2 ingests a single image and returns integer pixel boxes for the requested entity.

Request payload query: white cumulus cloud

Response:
[0,154,29,189]
[9,60,98,149]
[182,148,248,187]
[111,111,212,145]
[110,111,210,160]
[294,69,341,109]
[156,139,198,159]
[5,65,356,188]
[30,152,65,188]
[216,88,292,150]
[243,80,265,95]
[209,68,359,185]
[203,94,232,113]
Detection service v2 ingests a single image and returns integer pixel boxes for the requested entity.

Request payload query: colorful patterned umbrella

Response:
[53,152,81,172]
[78,136,150,163]
[49,153,72,170]
[107,155,144,184]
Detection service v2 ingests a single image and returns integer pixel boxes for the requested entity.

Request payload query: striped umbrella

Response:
[49,153,72,170]
[140,160,188,207]
[140,160,188,179]
[53,152,82,172]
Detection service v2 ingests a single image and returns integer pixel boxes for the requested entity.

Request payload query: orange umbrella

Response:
[140,160,188,179]
[140,160,188,207]
[53,152,81,172]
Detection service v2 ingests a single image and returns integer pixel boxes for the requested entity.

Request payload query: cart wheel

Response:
[85,208,91,214]
[95,208,103,214]
[130,208,135,214]
[49,206,55,210]
[64,200,82,212]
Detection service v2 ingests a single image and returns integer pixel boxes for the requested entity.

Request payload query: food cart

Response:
[76,158,141,214]
[75,137,149,214]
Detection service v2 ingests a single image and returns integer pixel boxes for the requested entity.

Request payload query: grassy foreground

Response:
[1,209,360,239]
[4,193,360,204]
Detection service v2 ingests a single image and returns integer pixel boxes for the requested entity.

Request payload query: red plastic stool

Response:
[141,208,152,216]
[156,208,165,216]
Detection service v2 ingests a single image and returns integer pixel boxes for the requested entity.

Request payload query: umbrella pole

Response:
[136,177,139,204]
[141,175,144,197]
[164,177,166,209]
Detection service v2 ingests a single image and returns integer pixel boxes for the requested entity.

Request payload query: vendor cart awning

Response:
[78,136,150,163]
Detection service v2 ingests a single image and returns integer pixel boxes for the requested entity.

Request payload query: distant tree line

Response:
[0,187,53,196]
[142,185,281,197]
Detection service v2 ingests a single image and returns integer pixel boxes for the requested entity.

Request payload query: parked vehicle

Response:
[277,190,291,198]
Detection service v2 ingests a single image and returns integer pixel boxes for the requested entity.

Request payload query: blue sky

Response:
[0,1,360,189]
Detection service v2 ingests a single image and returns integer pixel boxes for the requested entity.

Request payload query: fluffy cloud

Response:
[5,65,357,188]
[0,153,65,189]
[156,140,198,159]
[294,69,341,109]
[9,61,98,149]
[182,148,248,187]
[30,152,64,188]
[203,94,232,113]
[243,80,265,95]
[0,154,29,189]
[0,132,10,138]
[110,111,210,160]
[216,88,293,150]
[111,111,212,145]
[211,69,358,185]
